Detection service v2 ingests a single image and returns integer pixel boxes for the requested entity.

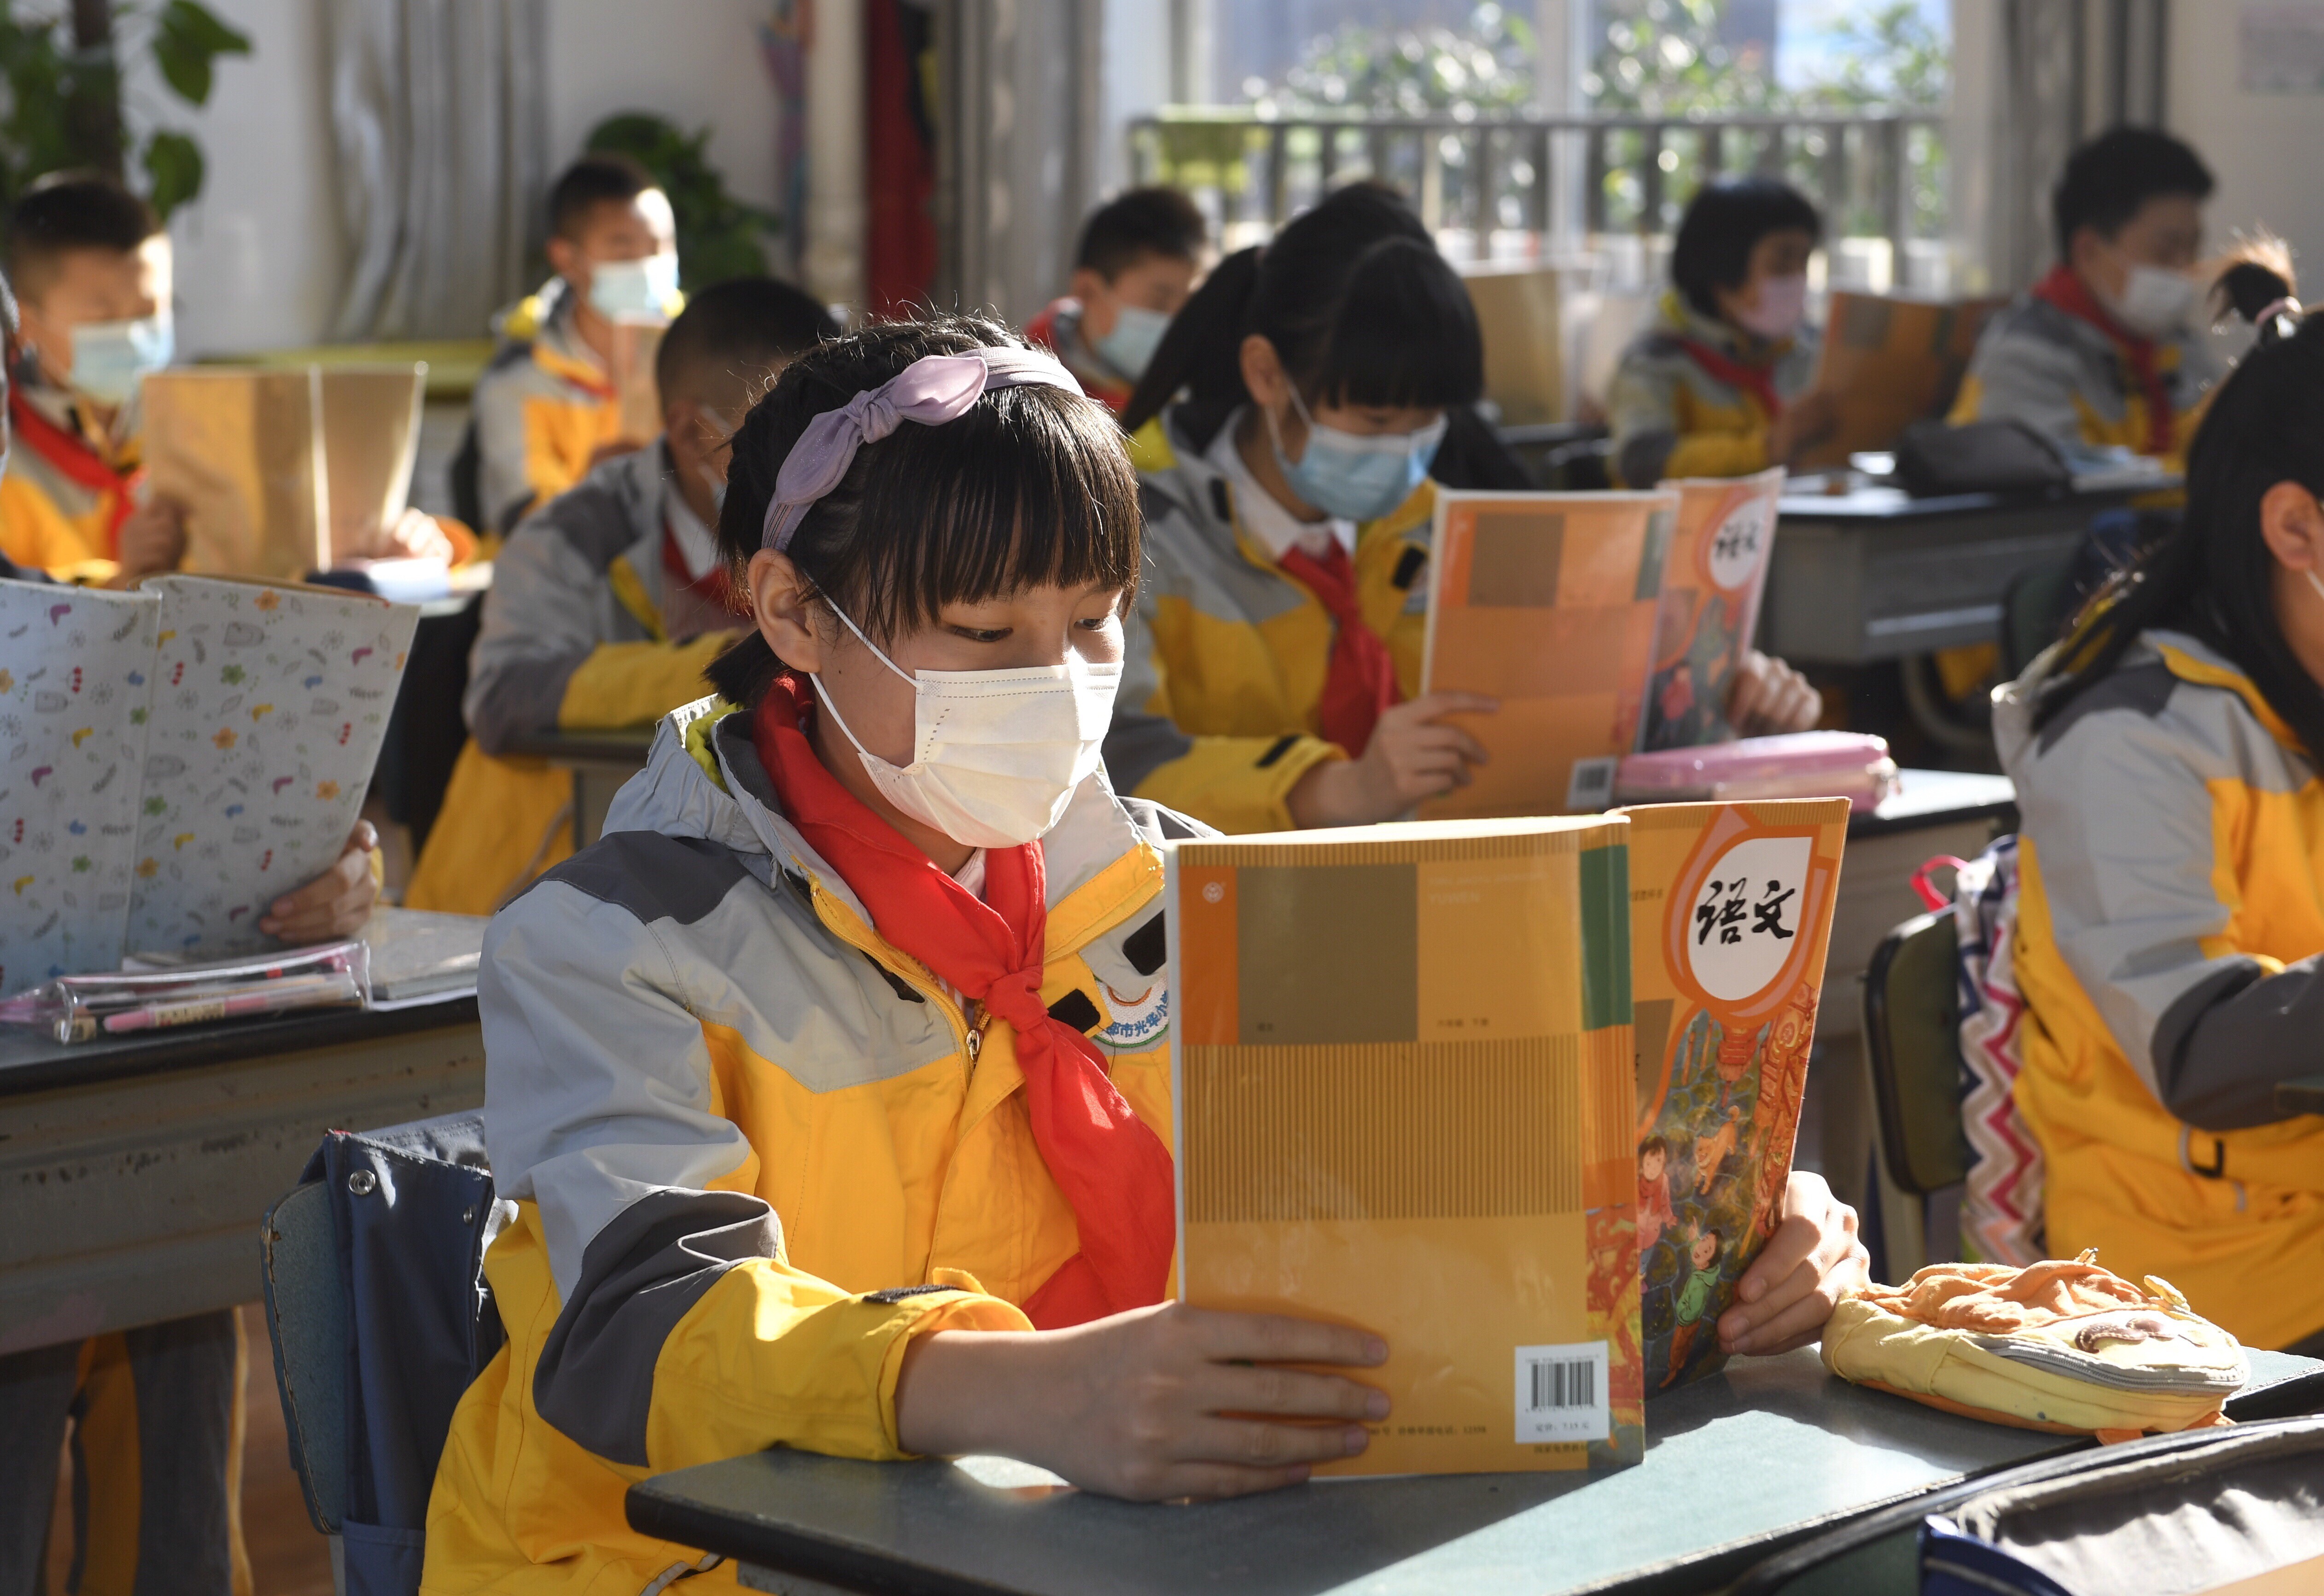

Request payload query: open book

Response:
[1169,815,1644,1475]
[1798,291,2007,470]
[0,574,418,995]
[1620,798,1848,1392]
[1419,489,1677,818]
[1641,467,1787,751]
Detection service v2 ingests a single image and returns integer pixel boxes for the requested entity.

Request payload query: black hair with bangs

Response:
[1122,182,1483,453]
[1670,177,1822,321]
[706,313,1143,709]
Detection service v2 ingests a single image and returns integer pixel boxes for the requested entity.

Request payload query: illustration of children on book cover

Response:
[1622,798,1847,1392]
[1642,469,1784,752]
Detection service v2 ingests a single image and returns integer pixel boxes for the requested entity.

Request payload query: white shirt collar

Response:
[662,459,722,581]
[1203,408,1356,563]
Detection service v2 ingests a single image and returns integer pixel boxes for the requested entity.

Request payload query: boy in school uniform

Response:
[1024,186,1205,416]
[406,276,837,916]
[1950,128,2222,467]
[0,172,187,583]
[470,153,681,536]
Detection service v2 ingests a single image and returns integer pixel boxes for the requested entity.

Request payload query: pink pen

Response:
[103,972,362,1034]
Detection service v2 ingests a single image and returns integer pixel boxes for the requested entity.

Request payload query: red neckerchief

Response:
[7,389,139,554]
[2030,264,2173,456]
[1279,540,1400,756]
[749,678,1175,1328]
[660,515,738,613]
[1673,336,1784,421]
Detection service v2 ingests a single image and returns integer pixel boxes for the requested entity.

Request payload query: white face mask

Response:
[589,252,680,321]
[1734,274,1808,341]
[2103,263,2198,339]
[810,599,1122,848]
[68,313,173,406]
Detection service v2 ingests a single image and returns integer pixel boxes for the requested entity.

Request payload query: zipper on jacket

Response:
[796,867,977,1066]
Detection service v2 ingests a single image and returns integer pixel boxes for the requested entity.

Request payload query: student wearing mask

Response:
[1025,185,1207,417]
[470,153,682,535]
[0,172,186,582]
[1993,267,2324,1354]
[421,315,1864,1586]
[1952,128,2221,466]
[1111,183,1821,838]
[408,277,837,916]
[1608,177,1836,488]
[0,261,385,1594]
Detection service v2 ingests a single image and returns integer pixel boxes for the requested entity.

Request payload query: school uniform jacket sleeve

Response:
[1604,339,1771,488]
[463,474,731,756]
[479,860,1027,1472]
[2014,660,2324,1132]
[1950,306,2095,451]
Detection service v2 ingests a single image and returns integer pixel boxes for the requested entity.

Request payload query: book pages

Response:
[0,582,159,996]
[1799,292,2008,469]
[1420,489,1677,818]
[1619,798,1848,1393]
[1170,815,1643,1475]
[143,368,331,581]
[319,365,426,562]
[1642,467,1787,751]
[124,577,418,959]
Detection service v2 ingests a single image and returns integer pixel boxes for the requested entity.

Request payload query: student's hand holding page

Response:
[1714,1170,1868,1356]
[894,1304,1390,1501]
[112,495,186,582]
[1766,390,1838,468]
[258,821,381,943]
[1286,692,1497,828]
[1725,648,1822,736]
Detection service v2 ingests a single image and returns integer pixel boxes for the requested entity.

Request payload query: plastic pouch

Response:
[1615,731,1900,813]
[0,938,371,1042]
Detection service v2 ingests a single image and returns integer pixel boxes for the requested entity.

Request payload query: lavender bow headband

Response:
[760,348,1086,552]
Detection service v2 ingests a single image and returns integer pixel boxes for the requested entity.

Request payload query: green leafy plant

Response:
[586,111,781,290]
[0,0,251,220]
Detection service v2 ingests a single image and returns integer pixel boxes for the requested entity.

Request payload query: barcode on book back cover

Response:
[1565,757,1617,812]
[1515,1341,1610,1443]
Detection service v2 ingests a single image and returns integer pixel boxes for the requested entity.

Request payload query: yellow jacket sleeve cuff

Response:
[557,632,736,731]
[1131,734,1345,835]
[1665,430,1773,480]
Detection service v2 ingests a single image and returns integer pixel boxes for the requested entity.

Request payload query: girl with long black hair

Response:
[1993,262,2324,1353]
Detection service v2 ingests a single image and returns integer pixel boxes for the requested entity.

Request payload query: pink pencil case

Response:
[1615,732,1901,813]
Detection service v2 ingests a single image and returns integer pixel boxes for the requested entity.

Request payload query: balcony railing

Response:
[1127,107,1951,292]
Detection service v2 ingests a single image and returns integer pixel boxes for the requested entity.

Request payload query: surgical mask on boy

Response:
[589,253,680,321]
[1733,274,1808,342]
[2103,264,2198,339]
[1268,387,1448,524]
[1092,303,1171,382]
[810,596,1122,848]
[69,314,173,407]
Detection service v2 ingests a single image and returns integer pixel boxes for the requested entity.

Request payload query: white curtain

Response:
[327,0,549,340]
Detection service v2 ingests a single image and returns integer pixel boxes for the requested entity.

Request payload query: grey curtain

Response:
[327,0,549,341]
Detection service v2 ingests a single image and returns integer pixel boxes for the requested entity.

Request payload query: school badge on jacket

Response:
[1098,980,1169,1049]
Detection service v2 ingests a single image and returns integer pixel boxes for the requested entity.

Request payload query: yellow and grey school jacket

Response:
[471,278,624,534]
[1605,292,1819,488]
[0,381,138,581]
[1949,292,2222,468]
[402,443,736,917]
[421,697,1197,1592]
[1993,629,2324,1351]
[1111,407,1437,834]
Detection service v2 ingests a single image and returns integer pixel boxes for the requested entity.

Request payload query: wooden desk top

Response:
[0,993,477,1097]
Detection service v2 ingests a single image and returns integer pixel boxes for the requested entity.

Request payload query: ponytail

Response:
[1123,245,1262,445]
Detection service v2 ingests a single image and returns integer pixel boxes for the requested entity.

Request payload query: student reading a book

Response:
[1109,183,1820,835]
[470,153,681,535]
[407,277,837,917]
[422,315,1873,1581]
[1024,186,1206,417]
[1606,177,1836,489]
[1993,270,2324,1355]
[1950,128,2223,467]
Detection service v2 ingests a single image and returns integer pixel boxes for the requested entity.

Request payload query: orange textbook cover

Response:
[1799,291,2006,468]
[1641,468,1786,751]
[1419,489,1677,818]
[1618,798,1848,1392]
[1168,815,1644,1476]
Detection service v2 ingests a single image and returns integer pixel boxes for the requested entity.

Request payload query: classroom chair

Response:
[260,1113,503,1596]
[1998,558,2076,682]
[1859,908,1973,1280]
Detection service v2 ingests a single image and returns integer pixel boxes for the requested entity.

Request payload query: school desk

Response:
[0,993,482,1357]
[624,1344,2321,1596]
[2281,1075,2324,1117]
[1760,479,2167,665]
[499,725,659,851]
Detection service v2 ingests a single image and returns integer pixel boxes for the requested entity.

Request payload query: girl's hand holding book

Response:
[1716,1171,1869,1357]
[259,821,382,944]
[1287,692,1497,828]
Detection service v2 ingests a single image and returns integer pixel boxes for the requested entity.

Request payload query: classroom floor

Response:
[42,1305,335,1596]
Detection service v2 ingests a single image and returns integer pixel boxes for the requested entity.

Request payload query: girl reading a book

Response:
[1111,183,1819,839]
[1994,265,2324,1356]
[422,315,1867,1587]
[1606,177,1839,489]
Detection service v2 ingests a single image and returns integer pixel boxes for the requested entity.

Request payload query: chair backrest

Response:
[1999,557,2076,681]
[262,1177,349,1536]
[1861,909,1972,1195]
